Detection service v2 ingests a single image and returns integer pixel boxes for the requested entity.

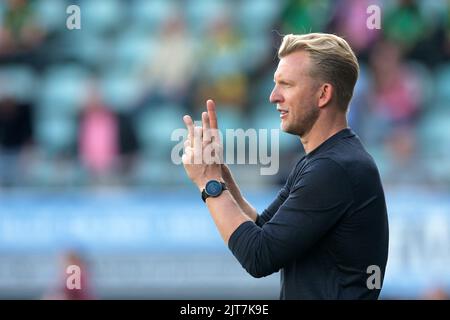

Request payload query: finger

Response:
[207,99,218,129]
[182,146,194,165]
[193,126,203,164]
[193,126,203,149]
[206,99,220,142]
[209,141,223,164]
[183,115,194,147]
[184,139,191,149]
[182,153,191,165]
[202,112,211,144]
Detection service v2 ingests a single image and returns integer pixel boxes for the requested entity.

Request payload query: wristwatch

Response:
[201,180,227,202]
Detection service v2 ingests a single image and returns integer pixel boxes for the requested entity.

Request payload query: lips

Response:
[278,109,289,118]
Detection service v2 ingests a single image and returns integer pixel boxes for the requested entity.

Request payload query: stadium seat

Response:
[406,61,435,109]
[418,109,450,182]
[185,0,227,35]
[135,103,186,160]
[133,156,189,186]
[0,65,37,102]
[112,28,157,73]
[35,113,78,157]
[237,0,284,36]
[418,0,449,22]
[32,0,68,33]
[206,53,242,81]
[79,0,124,35]
[38,65,91,116]
[63,33,109,68]
[214,105,246,131]
[239,35,272,72]
[418,111,450,158]
[435,63,450,103]
[0,3,4,25]
[418,110,450,182]
[431,97,450,111]
[28,153,83,186]
[100,71,143,112]
[130,0,177,33]
[252,72,276,105]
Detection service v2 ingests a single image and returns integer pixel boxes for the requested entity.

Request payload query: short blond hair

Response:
[278,33,359,110]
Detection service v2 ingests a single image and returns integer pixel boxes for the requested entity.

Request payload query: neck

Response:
[300,114,348,154]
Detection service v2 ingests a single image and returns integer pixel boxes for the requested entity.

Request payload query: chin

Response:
[281,123,294,135]
[282,123,304,137]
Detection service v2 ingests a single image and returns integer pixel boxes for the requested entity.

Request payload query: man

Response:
[182,33,389,299]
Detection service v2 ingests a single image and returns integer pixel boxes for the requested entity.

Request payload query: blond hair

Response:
[278,33,359,110]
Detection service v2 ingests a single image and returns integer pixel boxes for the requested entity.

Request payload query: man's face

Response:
[270,51,320,137]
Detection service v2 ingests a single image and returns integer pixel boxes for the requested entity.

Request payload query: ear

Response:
[317,83,334,108]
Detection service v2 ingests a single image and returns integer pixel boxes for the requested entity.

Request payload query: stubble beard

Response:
[284,104,320,138]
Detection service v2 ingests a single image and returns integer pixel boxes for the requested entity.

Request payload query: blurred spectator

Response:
[138,13,197,107]
[327,0,381,58]
[0,0,46,59]
[281,0,331,34]
[78,87,119,184]
[443,4,450,59]
[0,96,33,187]
[195,13,248,111]
[43,250,96,300]
[382,124,429,185]
[383,0,428,53]
[116,112,140,183]
[421,286,450,300]
[366,40,422,143]
[407,2,448,66]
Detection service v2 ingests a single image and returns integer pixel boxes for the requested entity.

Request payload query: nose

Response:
[269,86,283,104]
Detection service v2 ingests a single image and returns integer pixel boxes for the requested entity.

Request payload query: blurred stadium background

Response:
[0,0,450,299]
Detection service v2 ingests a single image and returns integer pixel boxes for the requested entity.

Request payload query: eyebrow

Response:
[274,77,294,85]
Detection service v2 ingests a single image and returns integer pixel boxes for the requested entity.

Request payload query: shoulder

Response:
[288,157,354,205]
[293,157,352,192]
[302,157,349,179]
[306,137,380,185]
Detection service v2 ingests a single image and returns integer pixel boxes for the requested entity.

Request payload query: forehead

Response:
[274,50,311,80]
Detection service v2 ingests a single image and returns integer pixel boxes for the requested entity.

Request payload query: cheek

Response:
[294,88,316,110]
[288,87,306,104]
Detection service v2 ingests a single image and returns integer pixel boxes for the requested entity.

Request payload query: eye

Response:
[279,81,293,87]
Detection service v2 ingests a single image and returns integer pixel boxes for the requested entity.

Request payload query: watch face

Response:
[205,180,222,197]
